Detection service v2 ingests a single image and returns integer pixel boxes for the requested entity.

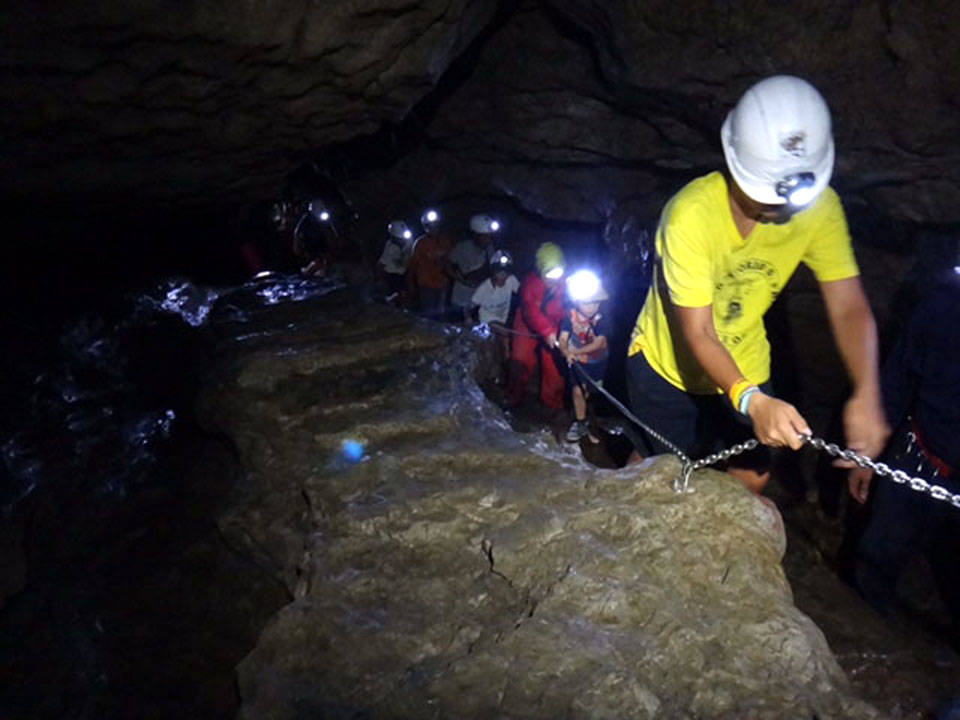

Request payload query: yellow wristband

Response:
[727,378,752,408]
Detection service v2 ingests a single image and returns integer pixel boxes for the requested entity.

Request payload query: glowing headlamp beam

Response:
[567,269,601,301]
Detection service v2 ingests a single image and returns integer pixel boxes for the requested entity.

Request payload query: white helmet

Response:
[420,208,440,229]
[387,220,413,241]
[490,249,513,269]
[566,269,609,303]
[721,75,834,207]
[470,214,501,234]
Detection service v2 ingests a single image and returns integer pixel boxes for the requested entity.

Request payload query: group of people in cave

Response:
[270,75,958,642]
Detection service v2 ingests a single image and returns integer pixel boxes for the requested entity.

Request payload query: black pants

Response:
[625,351,771,472]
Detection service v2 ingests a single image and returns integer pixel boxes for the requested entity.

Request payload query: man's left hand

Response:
[835,393,890,468]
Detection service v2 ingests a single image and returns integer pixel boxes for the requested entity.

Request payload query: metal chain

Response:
[571,363,691,464]
[483,323,957,507]
[676,439,759,493]
[801,434,960,509]
[569,363,958,506]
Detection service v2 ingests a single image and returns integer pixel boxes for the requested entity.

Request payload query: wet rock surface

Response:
[3,276,958,718]
[199,288,880,719]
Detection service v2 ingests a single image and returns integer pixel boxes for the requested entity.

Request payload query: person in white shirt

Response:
[450,214,500,318]
[378,220,414,302]
[471,249,519,385]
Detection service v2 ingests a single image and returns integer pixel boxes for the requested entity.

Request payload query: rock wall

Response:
[4,0,958,225]
[344,0,960,234]
[0,0,960,231]
[197,289,879,719]
[1,0,498,205]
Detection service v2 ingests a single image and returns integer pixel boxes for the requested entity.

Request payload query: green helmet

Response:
[535,242,565,278]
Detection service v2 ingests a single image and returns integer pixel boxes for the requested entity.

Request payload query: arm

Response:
[819,277,890,462]
[673,304,811,449]
[558,331,573,363]
[849,296,923,504]
[572,334,608,357]
[520,280,558,346]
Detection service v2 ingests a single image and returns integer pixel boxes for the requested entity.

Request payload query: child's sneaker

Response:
[565,420,587,443]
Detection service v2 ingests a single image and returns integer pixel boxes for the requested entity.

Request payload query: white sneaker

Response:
[566,420,587,443]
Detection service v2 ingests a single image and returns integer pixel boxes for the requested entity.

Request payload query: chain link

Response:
[676,439,759,493]
[801,435,960,509]
[533,342,957,507]
[571,363,691,464]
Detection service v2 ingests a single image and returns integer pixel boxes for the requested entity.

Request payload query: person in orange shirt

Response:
[407,208,453,320]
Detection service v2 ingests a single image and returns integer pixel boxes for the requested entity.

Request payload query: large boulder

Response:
[1,0,499,206]
[198,289,879,719]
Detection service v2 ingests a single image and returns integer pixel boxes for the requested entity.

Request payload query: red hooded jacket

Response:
[514,271,564,340]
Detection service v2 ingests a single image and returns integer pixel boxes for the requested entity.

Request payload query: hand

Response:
[835,393,890,468]
[848,467,874,504]
[746,392,811,450]
[546,333,558,349]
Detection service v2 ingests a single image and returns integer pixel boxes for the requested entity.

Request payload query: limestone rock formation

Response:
[346,0,960,229]
[2,0,499,205]
[197,289,880,719]
[4,1,958,225]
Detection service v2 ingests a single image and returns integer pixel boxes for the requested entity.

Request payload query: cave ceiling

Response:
[3,0,959,225]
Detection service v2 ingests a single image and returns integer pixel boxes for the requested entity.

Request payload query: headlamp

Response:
[544,266,564,280]
[490,220,501,232]
[308,201,331,222]
[403,229,412,240]
[497,255,509,266]
[567,270,601,301]
[424,209,439,223]
[775,171,817,207]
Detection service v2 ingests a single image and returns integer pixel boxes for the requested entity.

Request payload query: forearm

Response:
[683,326,751,394]
[675,303,809,447]
[826,288,881,400]
[820,277,890,457]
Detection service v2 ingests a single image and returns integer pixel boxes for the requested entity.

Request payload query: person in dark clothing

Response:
[293,200,335,276]
[848,270,960,635]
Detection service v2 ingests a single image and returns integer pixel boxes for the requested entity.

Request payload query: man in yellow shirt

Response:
[626,75,889,492]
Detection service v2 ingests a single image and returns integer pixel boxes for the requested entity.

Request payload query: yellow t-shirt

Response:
[628,171,859,394]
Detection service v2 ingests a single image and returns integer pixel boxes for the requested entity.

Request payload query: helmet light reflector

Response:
[775,171,817,207]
